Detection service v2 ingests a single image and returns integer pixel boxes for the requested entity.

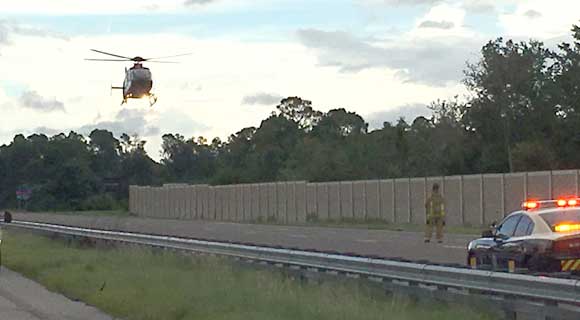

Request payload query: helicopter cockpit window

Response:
[131,68,152,80]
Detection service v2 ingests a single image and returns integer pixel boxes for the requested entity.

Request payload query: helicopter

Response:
[86,49,189,107]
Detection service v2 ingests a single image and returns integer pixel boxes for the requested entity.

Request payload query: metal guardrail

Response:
[4,220,580,314]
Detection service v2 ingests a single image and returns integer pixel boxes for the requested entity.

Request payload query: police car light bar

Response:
[523,201,539,210]
[522,198,580,210]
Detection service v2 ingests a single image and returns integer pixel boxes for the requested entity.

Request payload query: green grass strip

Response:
[2,231,492,320]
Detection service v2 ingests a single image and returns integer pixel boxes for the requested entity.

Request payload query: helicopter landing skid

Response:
[118,95,156,107]
[148,93,158,107]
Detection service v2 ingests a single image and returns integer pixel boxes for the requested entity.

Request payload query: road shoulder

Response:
[0,267,113,320]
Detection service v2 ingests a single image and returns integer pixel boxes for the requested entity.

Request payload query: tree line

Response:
[3,25,580,211]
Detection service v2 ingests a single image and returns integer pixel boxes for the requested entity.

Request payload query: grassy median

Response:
[2,230,491,320]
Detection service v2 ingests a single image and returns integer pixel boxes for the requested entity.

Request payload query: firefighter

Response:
[425,183,445,243]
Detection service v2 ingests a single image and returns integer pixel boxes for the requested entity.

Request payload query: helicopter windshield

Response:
[130,68,152,80]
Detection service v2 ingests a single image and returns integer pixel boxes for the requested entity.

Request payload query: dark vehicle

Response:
[467,199,580,273]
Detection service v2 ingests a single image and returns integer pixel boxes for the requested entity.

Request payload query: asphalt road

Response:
[13,213,477,265]
[0,268,112,320]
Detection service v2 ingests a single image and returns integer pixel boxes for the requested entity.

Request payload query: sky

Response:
[1,0,579,160]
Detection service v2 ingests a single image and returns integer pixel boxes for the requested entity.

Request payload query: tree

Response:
[552,24,580,168]
[119,134,160,188]
[463,38,555,172]
[161,133,195,182]
[512,141,557,172]
[89,129,121,180]
[276,97,322,131]
[312,108,367,140]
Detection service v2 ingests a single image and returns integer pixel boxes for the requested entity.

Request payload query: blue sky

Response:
[1,0,579,159]
[3,2,423,39]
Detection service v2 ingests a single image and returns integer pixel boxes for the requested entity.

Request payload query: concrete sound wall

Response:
[131,170,580,227]
[443,176,462,226]
[483,174,503,225]
[409,178,426,225]
[365,180,380,220]
[552,170,577,198]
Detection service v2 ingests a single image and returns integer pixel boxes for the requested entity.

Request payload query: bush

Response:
[79,193,118,211]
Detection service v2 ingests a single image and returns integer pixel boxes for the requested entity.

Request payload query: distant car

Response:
[467,199,580,273]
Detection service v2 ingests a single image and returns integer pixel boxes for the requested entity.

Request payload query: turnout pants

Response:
[425,216,444,241]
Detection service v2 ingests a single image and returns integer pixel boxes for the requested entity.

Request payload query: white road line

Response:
[443,245,465,249]
[289,234,308,239]
[356,239,378,243]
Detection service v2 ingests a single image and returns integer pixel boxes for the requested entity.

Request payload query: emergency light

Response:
[521,198,580,210]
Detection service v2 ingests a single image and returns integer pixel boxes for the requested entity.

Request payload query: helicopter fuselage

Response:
[123,64,153,98]
[113,63,157,106]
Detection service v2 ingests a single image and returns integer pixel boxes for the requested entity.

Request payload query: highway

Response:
[13,213,476,265]
[0,268,112,320]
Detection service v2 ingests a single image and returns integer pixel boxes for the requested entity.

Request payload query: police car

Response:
[467,199,580,273]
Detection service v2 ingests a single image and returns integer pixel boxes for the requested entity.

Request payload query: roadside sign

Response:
[15,185,32,201]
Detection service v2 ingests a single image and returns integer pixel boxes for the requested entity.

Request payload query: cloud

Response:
[32,126,62,136]
[296,28,478,86]
[366,103,430,129]
[242,93,283,106]
[17,107,213,151]
[156,109,211,135]
[0,23,8,44]
[462,0,496,14]
[499,1,580,39]
[28,109,160,138]
[19,90,65,112]
[378,0,442,6]
[524,9,542,19]
[2,0,222,14]
[418,20,455,29]
[0,20,68,43]
[78,109,160,137]
[184,0,218,6]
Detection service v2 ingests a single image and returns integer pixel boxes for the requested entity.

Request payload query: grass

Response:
[2,230,492,320]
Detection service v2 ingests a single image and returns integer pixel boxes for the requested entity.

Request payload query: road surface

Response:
[13,213,477,265]
[0,267,112,320]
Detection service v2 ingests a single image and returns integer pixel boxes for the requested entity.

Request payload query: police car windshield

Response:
[539,209,580,229]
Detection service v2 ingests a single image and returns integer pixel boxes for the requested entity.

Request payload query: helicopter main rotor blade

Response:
[90,49,133,60]
[144,61,180,64]
[85,58,131,62]
[145,53,192,61]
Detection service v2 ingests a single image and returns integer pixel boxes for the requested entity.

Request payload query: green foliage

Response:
[80,194,120,211]
[0,131,161,211]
